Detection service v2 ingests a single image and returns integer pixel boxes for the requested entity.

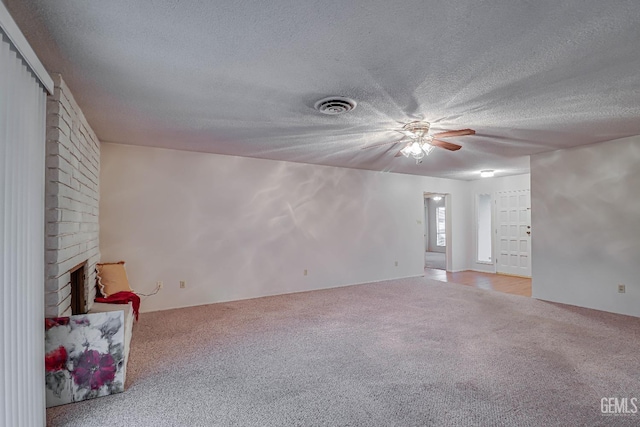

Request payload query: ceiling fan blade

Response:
[361,137,406,150]
[394,149,404,157]
[430,139,462,151]
[432,129,476,139]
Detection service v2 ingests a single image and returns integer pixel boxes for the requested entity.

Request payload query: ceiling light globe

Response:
[412,150,425,160]
[423,144,435,156]
[409,141,422,155]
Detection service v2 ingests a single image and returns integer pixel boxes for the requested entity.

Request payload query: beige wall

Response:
[531,136,640,317]
[100,143,473,312]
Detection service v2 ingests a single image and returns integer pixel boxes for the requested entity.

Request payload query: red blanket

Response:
[95,291,140,321]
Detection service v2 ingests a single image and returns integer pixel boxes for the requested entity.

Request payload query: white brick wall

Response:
[45,74,100,317]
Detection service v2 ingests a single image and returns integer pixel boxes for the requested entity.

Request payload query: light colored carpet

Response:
[425,251,446,270]
[47,277,640,426]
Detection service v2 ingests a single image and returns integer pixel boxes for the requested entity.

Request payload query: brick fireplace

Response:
[44,74,100,317]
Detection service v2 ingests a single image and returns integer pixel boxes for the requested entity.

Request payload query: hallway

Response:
[424,268,532,297]
[424,251,446,270]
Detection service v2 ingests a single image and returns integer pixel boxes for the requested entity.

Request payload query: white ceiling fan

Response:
[361,121,476,163]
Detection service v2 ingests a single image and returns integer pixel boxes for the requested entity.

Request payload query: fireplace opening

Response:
[70,262,87,315]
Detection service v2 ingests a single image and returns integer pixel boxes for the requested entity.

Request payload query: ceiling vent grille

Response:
[314,97,357,115]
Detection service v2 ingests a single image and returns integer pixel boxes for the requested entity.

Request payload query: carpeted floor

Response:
[47,277,640,426]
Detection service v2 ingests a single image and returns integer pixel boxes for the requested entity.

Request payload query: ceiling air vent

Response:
[314,96,357,115]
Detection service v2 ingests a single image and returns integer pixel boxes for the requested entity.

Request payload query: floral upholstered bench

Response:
[88,301,135,381]
[44,305,133,407]
[44,261,138,407]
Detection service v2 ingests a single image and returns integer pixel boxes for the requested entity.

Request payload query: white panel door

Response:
[496,190,531,277]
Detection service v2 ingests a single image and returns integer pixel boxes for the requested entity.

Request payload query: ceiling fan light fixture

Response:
[360,121,474,163]
[409,141,423,155]
[480,170,495,178]
[400,142,415,157]
[401,138,434,160]
[403,121,431,137]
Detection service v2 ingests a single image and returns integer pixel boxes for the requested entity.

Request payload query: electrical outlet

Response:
[180,280,186,289]
[395,261,398,267]
[618,284,626,293]
[304,269,308,276]
[156,281,163,290]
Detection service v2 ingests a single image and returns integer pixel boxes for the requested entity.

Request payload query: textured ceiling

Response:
[7,0,640,179]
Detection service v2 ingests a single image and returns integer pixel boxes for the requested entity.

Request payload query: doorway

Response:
[424,193,449,271]
[495,189,531,277]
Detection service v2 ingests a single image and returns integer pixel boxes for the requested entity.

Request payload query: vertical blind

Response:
[0,28,48,427]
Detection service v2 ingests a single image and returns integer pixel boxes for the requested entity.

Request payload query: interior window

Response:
[477,194,492,263]
[436,206,446,246]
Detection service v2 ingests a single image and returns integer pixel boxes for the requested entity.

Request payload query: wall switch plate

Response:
[180,280,186,289]
[156,281,163,290]
[618,284,626,293]
[303,269,308,276]
[395,261,398,267]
